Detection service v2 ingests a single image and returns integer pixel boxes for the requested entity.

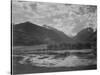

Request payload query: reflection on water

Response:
[18,53,96,67]
[13,50,97,74]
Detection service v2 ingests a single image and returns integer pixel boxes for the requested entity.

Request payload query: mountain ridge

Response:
[13,21,72,46]
[13,21,97,46]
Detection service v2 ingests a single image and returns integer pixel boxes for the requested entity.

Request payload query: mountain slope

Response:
[74,27,96,43]
[13,22,72,46]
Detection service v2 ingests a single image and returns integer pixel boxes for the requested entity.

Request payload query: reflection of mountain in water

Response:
[18,53,96,67]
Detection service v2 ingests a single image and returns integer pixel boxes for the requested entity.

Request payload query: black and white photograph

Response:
[12,0,97,74]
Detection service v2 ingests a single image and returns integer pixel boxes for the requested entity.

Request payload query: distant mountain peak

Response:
[19,21,36,25]
[86,27,94,32]
[42,24,54,29]
[74,27,95,43]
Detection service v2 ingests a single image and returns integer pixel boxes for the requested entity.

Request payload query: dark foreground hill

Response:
[13,22,72,46]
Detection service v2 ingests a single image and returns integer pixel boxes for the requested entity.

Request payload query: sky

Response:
[12,0,97,37]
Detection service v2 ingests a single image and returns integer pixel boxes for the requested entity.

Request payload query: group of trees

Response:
[47,42,92,50]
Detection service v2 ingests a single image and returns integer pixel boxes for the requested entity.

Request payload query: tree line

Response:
[47,42,95,50]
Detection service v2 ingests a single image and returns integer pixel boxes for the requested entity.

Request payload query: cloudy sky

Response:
[12,0,97,37]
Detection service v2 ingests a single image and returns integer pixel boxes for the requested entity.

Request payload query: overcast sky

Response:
[12,0,97,37]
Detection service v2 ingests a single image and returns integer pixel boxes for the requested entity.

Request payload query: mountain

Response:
[13,22,72,46]
[74,27,97,43]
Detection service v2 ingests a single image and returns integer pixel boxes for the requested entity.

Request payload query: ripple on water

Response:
[18,54,96,67]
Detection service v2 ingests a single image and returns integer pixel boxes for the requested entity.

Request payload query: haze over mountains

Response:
[13,22,96,46]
